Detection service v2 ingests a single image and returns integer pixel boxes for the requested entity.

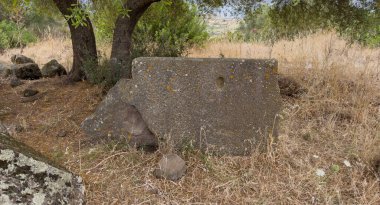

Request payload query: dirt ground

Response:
[0,77,102,159]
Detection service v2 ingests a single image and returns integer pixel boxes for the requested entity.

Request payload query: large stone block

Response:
[85,57,281,155]
[0,123,85,204]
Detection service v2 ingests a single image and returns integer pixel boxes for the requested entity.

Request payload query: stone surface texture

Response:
[11,54,35,64]
[10,63,42,80]
[0,123,85,204]
[84,57,281,155]
[154,154,186,181]
[81,99,158,152]
[0,61,12,78]
[10,77,24,87]
[41,59,67,77]
[23,88,39,97]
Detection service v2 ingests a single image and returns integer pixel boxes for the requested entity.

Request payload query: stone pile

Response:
[1,54,67,81]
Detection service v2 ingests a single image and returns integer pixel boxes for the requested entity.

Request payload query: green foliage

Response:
[0,20,37,49]
[93,0,209,57]
[132,1,209,57]
[65,3,91,28]
[237,0,380,47]
[92,1,120,42]
[236,5,275,42]
[0,0,66,40]
[82,55,123,89]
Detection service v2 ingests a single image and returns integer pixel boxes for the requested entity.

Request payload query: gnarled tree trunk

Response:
[110,0,160,78]
[53,0,97,82]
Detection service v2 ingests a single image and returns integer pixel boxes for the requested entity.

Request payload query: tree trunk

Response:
[110,0,160,78]
[53,0,97,82]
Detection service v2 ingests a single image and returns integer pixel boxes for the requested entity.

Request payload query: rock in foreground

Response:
[154,154,186,181]
[0,123,85,204]
[85,57,281,155]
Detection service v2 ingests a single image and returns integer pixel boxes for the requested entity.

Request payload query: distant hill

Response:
[205,15,241,37]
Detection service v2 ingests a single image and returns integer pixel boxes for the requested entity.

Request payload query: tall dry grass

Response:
[0,37,73,69]
[190,32,380,75]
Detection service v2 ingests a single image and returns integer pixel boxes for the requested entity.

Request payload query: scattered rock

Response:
[278,75,307,98]
[10,63,42,80]
[0,122,8,135]
[153,154,186,181]
[20,92,46,103]
[57,130,68,138]
[0,108,14,117]
[81,98,158,152]
[0,61,12,78]
[0,124,85,204]
[41,59,67,78]
[9,77,24,87]
[15,124,24,133]
[11,54,35,64]
[315,168,326,177]
[23,88,39,97]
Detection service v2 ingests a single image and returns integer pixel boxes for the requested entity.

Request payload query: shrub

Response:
[83,55,123,90]
[93,0,209,57]
[0,20,37,49]
[132,1,209,58]
[237,2,380,47]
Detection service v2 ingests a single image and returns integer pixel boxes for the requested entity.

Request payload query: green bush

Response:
[237,2,380,47]
[82,55,123,90]
[0,20,37,49]
[93,0,209,57]
[0,31,10,49]
[132,1,209,58]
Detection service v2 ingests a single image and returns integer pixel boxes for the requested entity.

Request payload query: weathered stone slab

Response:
[0,123,85,204]
[85,57,281,155]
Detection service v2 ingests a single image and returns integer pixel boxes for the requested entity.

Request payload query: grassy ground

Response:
[0,33,379,204]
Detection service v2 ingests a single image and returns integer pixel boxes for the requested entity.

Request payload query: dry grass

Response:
[0,37,73,69]
[0,33,379,204]
[190,32,380,75]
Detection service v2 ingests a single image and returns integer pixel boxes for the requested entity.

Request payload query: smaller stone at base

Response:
[10,77,24,87]
[57,130,68,138]
[23,88,39,97]
[154,154,186,181]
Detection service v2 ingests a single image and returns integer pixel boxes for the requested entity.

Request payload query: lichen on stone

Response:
[0,129,85,204]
